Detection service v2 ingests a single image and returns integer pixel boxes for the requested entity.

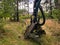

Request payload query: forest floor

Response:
[0,19,60,45]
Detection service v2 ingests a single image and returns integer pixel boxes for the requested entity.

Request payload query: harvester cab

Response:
[24,0,46,39]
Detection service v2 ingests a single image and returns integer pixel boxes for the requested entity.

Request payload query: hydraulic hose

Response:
[33,0,45,26]
[38,5,45,26]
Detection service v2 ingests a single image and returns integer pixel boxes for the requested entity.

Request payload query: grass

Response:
[0,19,60,45]
[0,20,40,45]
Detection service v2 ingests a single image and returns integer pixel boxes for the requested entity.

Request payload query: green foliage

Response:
[38,9,60,21]
[20,15,31,19]
[52,9,60,21]
[0,0,15,18]
[38,11,49,19]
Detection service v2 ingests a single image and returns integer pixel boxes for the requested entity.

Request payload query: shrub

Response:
[52,9,60,21]
[20,15,31,19]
